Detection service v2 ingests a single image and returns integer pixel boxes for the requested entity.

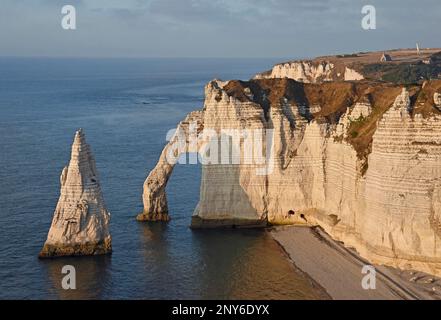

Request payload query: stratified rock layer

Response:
[142,77,441,276]
[39,130,111,258]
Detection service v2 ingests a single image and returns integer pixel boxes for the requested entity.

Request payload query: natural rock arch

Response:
[136,111,204,222]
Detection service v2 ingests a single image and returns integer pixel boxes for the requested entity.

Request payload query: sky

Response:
[0,0,440,58]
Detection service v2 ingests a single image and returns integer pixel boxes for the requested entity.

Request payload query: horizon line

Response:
[0,55,293,60]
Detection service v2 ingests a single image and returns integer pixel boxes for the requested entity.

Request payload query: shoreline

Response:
[271,231,332,300]
[270,225,441,300]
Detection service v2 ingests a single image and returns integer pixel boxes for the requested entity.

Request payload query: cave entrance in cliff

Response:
[166,152,202,224]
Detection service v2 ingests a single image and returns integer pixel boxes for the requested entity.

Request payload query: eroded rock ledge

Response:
[39,130,111,258]
[141,77,441,275]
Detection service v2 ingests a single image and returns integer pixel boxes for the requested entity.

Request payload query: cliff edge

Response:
[254,48,441,84]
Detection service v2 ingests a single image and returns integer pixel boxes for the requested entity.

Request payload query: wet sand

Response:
[271,225,441,300]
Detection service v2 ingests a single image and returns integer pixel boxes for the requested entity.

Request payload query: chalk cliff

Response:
[254,60,364,83]
[254,49,441,84]
[141,74,441,275]
[39,129,111,258]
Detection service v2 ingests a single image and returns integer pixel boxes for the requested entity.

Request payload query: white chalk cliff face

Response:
[39,129,111,257]
[344,67,364,81]
[142,77,441,276]
[255,61,335,83]
[254,61,364,82]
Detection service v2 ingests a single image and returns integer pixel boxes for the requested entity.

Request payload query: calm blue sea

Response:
[0,57,323,299]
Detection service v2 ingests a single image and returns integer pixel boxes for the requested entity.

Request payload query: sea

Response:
[0,57,325,299]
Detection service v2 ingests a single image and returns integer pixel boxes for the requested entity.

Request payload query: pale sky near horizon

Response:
[0,0,440,59]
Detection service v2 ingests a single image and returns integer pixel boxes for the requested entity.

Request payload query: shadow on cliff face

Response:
[223,78,313,123]
[223,78,366,124]
[194,163,265,226]
[194,130,272,225]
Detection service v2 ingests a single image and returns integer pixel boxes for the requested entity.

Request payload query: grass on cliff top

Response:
[223,79,359,123]
[413,80,441,118]
[341,82,441,161]
[345,85,406,160]
[222,78,440,164]
[360,52,441,84]
[304,81,409,161]
[362,62,441,84]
